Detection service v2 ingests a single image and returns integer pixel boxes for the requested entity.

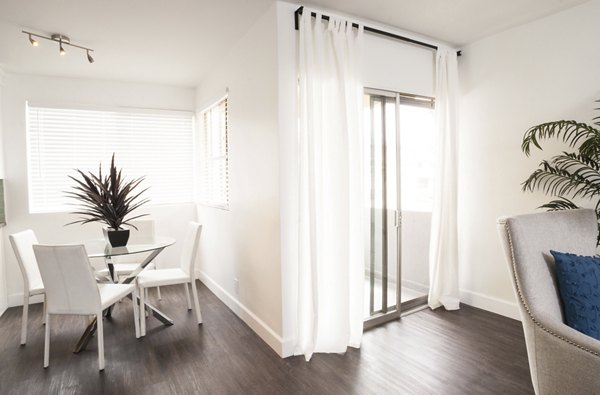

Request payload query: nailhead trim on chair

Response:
[504,222,600,357]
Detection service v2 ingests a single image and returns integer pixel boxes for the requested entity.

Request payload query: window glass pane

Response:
[27,105,195,213]
[399,104,435,212]
[198,97,229,208]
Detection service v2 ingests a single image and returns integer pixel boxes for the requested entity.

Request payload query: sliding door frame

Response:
[364,88,402,330]
[363,87,435,330]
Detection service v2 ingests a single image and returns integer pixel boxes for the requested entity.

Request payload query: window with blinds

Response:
[198,97,229,209]
[26,104,195,213]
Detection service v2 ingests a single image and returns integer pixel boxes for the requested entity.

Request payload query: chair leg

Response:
[190,280,202,324]
[145,288,149,301]
[184,283,192,311]
[132,289,140,339]
[21,293,29,345]
[43,313,50,368]
[140,286,146,337]
[97,313,105,371]
[42,295,47,325]
[157,286,162,300]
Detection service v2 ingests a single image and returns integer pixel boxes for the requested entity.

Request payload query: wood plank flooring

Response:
[0,282,533,394]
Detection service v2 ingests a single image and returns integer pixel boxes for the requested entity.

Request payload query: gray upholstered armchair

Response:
[498,209,600,394]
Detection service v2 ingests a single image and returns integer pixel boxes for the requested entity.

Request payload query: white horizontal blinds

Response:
[199,97,229,208]
[27,105,194,213]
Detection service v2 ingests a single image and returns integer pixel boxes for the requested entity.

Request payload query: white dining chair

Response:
[9,229,45,346]
[33,244,140,371]
[137,222,202,336]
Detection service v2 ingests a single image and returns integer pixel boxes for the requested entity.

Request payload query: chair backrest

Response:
[33,244,101,315]
[179,222,202,276]
[497,209,597,323]
[115,219,156,264]
[125,219,155,242]
[9,229,43,291]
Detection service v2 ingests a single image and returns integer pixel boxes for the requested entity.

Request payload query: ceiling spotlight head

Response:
[28,33,38,47]
[59,42,66,56]
[87,50,94,64]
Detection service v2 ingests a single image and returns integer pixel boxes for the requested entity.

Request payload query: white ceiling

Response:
[0,0,274,87]
[306,0,591,47]
[0,0,591,87]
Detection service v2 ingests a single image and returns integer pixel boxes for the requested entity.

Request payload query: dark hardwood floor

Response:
[0,282,533,394]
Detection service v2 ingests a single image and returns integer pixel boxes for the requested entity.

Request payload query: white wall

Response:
[0,69,7,315]
[363,33,434,97]
[1,73,197,307]
[458,0,600,319]
[194,3,284,355]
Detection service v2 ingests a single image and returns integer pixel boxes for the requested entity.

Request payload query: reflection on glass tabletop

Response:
[84,236,176,258]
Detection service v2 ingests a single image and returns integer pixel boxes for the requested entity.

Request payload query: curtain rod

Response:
[293,6,462,57]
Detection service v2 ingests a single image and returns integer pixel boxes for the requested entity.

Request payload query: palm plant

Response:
[521,103,600,242]
[66,153,149,230]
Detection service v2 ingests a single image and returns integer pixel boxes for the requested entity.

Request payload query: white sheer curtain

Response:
[428,46,460,311]
[295,10,365,361]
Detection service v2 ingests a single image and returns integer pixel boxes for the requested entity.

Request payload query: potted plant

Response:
[66,153,149,247]
[521,101,600,243]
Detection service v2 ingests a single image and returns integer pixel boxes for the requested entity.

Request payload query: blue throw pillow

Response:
[550,250,600,340]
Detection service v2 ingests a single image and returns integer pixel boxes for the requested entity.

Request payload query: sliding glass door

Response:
[363,88,434,328]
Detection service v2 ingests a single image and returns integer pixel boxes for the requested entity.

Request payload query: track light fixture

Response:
[22,30,95,63]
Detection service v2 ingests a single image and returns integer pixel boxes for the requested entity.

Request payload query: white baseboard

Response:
[196,270,287,357]
[459,289,520,321]
[8,293,44,308]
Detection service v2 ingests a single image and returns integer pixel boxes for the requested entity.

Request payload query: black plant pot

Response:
[103,228,130,247]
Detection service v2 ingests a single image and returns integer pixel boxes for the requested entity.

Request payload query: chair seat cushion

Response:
[96,262,156,277]
[137,268,190,288]
[551,250,600,340]
[98,283,136,309]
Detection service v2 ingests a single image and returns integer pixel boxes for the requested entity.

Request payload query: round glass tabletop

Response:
[84,236,176,258]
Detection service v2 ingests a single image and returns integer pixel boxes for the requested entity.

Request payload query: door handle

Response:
[394,210,401,228]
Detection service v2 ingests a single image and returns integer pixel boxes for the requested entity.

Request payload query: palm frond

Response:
[521,156,600,198]
[538,197,579,211]
[521,120,600,156]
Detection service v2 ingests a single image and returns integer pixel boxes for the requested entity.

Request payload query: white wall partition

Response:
[0,70,6,315]
[1,73,196,308]
[194,3,284,355]
[458,0,600,318]
[363,34,434,97]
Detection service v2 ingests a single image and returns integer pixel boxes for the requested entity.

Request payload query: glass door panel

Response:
[399,104,434,308]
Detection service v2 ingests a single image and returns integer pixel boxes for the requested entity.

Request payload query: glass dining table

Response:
[74,236,176,353]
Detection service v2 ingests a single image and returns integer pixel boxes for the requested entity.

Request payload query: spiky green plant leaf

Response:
[66,153,149,230]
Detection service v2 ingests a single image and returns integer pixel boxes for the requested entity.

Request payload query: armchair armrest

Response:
[527,311,600,394]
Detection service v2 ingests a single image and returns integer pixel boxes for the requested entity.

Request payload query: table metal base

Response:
[74,296,173,353]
